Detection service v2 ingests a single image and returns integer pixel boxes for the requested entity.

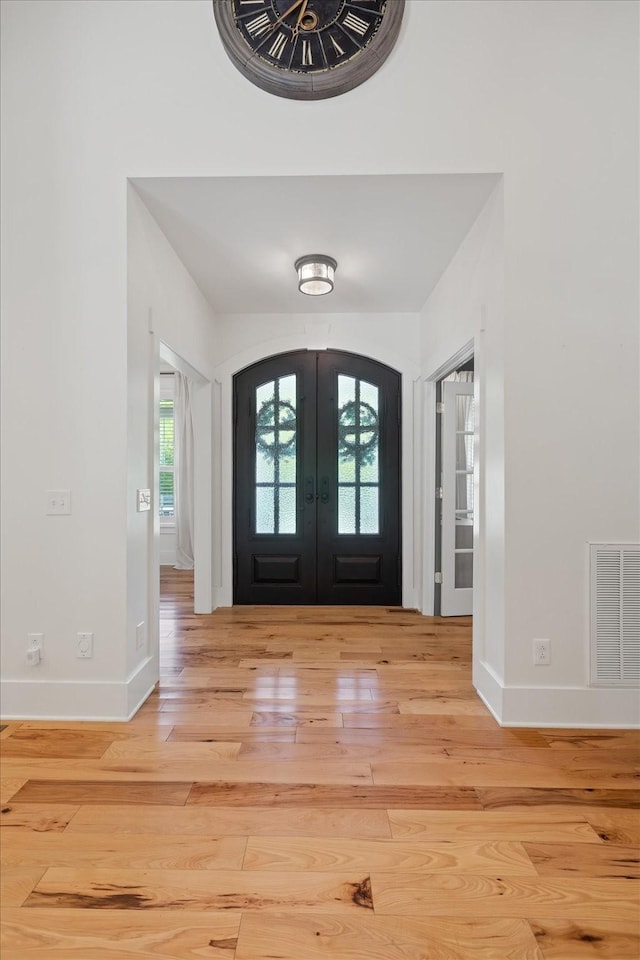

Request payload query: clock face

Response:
[213,0,404,100]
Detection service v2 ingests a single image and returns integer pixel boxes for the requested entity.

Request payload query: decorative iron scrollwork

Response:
[338,399,379,465]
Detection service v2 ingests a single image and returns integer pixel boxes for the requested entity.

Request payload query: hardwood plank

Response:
[581,808,640,845]
[25,867,377,913]
[2,758,214,783]
[530,918,640,959]
[398,698,491,716]
[539,729,640,750]
[296,724,549,748]
[371,874,640,919]
[200,760,373,784]
[154,693,286,708]
[0,722,18,739]
[477,788,640,810]
[237,741,449,762]
[1,728,124,759]
[100,739,242,762]
[388,810,604,843]
[273,666,379,682]
[2,831,246,870]
[372,667,475,686]
[240,657,472,669]
[235,913,543,960]
[187,782,481,808]
[1,779,27,804]
[523,841,640,878]
[13,720,174,736]
[64,804,393,839]
[168,725,297,743]
[1,868,46,907]
[445,746,640,770]
[269,641,383,654]
[254,702,398,715]
[251,711,344,727]
[1,907,240,959]
[8,780,192,805]
[342,712,499,729]
[243,837,538,874]
[242,690,375,704]
[1,803,79,833]
[4,758,372,786]
[158,700,256,716]
[372,759,639,788]
[166,666,278,682]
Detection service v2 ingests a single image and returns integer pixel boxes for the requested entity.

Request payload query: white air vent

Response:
[590,544,640,686]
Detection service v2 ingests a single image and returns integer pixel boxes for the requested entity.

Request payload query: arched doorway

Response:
[234,350,401,604]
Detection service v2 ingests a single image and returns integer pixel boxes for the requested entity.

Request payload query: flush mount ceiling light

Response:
[295,255,337,296]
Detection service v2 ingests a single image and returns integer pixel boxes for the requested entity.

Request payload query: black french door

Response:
[234,350,401,605]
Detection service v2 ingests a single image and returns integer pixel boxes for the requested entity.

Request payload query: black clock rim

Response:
[212,0,405,101]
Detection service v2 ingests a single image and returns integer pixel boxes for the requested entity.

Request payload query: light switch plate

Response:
[137,489,151,512]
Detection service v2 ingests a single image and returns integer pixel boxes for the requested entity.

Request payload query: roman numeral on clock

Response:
[343,11,369,37]
[329,35,345,57]
[246,12,272,37]
[302,39,313,66]
[268,32,288,60]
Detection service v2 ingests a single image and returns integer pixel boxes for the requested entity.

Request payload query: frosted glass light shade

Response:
[295,255,337,296]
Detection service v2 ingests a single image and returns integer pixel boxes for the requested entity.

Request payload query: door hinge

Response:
[435,571,443,584]
[436,401,444,414]
[436,487,443,499]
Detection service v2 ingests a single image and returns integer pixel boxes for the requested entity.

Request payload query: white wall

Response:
[126,185,219,707]
[1,0,638,725]
[420,183,505,705]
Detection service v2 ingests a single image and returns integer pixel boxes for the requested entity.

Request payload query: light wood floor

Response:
[1,569,639,959]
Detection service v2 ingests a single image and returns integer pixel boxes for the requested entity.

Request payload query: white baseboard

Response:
[473,658,504,723]
[0,657,158,722]
[474,659,640,728]
[126,655,158,718]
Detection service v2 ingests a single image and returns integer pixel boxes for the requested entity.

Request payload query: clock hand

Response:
[266,0,306,33]
[290,0,309,42]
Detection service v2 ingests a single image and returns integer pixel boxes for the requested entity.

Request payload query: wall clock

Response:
[213,0,404,100]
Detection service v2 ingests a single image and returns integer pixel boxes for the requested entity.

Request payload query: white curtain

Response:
[443,370,474,382]
[174,372,194,570]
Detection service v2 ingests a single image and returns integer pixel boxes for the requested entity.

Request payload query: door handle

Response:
[320,476,329,503]
[305,476,315,504]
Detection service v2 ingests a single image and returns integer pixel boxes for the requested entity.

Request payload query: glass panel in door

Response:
[441,380,475,615]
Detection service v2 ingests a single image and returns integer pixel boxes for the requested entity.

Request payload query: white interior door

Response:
[441,380,475,616]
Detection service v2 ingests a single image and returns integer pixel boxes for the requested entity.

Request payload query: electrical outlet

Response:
[46,490,71,515]
[77,632,93,658]
[28,633,44,656]
[136,621,145,650]
[533,638,551,665]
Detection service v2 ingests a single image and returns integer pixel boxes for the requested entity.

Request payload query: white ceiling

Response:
[132,173,500,316]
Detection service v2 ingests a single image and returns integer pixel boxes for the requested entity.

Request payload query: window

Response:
[159,377,175,521]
